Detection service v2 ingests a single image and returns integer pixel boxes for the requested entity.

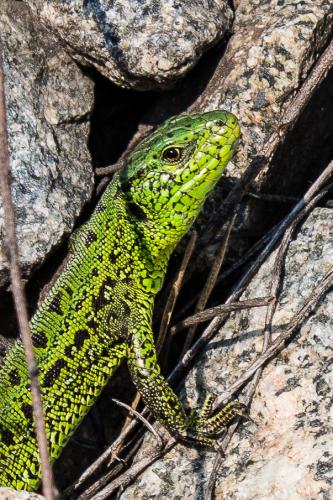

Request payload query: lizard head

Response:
[118,110,240,273]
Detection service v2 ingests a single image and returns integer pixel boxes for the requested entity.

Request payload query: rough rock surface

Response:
[121,207,333,499]
[24,0,233,90]
[0,487,43,499]
[196,0,333,179]
[147,0,333,180]
[0,1,94,286]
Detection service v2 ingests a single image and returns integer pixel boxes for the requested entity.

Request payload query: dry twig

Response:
[79,436,145,500]
[89,440,176,500]
[112,399,163,448]
[157,230,197,356]
[181,214,236,356]
[216,265,333,406]
[175,222,279,321]
[171,296,274,334]
[0,50,54,498]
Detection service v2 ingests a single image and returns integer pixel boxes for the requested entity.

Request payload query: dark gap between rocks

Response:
[87,68,156,168]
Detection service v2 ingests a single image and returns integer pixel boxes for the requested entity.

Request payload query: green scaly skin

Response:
[0,111,242,491]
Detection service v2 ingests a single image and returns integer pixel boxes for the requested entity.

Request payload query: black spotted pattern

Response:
[74,329,90,350]
[48,292,63,315]
[21,403,33,421]
[85,230,98,247]
[43,359,68,388]
[93,277,114,309]
[8,369,20,386]
[32,331,48,349]
[2,428,14,446]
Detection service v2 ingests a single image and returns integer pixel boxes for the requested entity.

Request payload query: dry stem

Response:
[0,49,54,499]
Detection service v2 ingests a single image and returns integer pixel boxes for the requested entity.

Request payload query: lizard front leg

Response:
[127,324,247,446]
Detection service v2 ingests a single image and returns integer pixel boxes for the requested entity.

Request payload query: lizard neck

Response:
[87,178,173,295]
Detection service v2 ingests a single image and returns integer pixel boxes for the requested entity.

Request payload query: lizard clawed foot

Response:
[186,394,250,446]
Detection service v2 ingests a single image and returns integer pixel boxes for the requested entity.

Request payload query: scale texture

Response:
[0,111,240,491]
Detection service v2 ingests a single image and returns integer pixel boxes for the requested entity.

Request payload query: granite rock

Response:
[0,487,43,500]
[193,0,333,179]
[121,208,333,499]
[0,1,94,286]
[24,0,233,90]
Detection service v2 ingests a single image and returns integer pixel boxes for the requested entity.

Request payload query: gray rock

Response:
[121,207,333,499]
[193,0,333,179]
[0,1,94,286]
[0,487,43,499]
[24,0,233,90]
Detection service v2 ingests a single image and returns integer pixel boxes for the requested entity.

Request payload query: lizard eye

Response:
[162,146,183,162]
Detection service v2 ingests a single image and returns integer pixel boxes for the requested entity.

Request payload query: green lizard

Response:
[0,110,243,491]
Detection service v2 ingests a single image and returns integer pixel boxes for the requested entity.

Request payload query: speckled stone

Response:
[0,487,43,499]
[193,0,333,179]
[0,1,94,286]
[121,207,333,499]
[24,0,233,90]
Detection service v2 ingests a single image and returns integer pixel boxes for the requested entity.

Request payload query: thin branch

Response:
[205,424,233,499]
[63,417,141,496]
[89,439,176,500]
[280,37,333,128]
[181,214,236,356]
[245,191,298,203]
[215,223,279,287]
[0,50,54,498]
[95,123,154,178]
[215,265,333,407]
[157,230,197,355]
[95,162,122,177]
[110,392,143,467]
[112,399,163,448]
[80,462,124,500]
[79,437,144,500]
[171,296,274,334]
[174,222,279,322]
